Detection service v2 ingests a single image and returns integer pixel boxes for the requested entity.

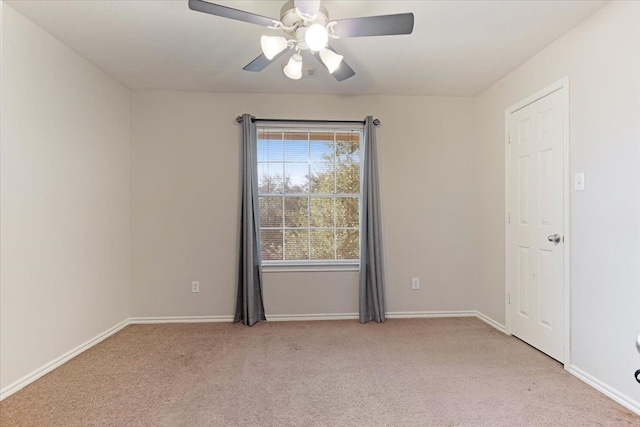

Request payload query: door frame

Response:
[504,77,571,366]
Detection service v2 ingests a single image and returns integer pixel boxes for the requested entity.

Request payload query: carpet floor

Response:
[1,317,638,426]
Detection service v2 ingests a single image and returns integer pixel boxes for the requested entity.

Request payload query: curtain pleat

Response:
[359,116,386,323]
[234,113,266,326]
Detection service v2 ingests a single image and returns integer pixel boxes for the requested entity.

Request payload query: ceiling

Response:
[6,0,607,96]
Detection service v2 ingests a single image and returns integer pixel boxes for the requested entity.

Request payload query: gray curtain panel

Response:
[359,116,386,323]
[234,113,266,326]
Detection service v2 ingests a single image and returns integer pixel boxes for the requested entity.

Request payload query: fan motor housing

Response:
[279,0,329,29]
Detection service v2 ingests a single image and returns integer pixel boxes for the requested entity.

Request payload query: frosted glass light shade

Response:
[319,48,343,74]
[305,24,328,52]
[261,35,288,60]
[283,54,303,80]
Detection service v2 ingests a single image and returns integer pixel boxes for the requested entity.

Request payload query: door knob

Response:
[547,234,561,243]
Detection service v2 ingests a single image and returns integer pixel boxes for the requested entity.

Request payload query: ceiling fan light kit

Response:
[283,54,304,80]
[188,0,414,82]
[261,35,289,60]
[319,48,343,74]
[304,23,329,52]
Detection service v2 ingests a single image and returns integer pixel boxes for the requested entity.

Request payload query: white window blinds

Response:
[257,128,361,264]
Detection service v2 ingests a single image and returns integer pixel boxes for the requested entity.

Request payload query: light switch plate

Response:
[574,172,586,191]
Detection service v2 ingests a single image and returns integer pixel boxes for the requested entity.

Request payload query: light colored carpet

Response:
[1,318,638,426]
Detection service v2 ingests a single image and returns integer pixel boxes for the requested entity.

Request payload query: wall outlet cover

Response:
[574,172,586,191]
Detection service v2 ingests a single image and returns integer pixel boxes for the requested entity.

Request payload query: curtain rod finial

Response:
[373,119,380,126]
[235,116,243,124]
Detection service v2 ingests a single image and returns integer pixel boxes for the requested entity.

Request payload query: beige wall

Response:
[0,5,130,390]
[130,91,476,317]
[475,1,640,404]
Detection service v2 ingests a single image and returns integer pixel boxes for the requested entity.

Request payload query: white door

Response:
[507,88,565,362]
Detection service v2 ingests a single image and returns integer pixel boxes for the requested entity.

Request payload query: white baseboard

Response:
[0,318,129,401]
[267,311,478,321]
[267,313,359,321]
[475,311,507,333]
[387,310,476,319]
[128,315,233,324]
[565,364,640,416]
[130,313,505,326]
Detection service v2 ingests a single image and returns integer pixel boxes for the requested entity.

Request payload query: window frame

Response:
[256,123,363,269]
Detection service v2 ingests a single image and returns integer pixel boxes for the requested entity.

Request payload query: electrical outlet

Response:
[192,281,200,293]
[412,277,420,290]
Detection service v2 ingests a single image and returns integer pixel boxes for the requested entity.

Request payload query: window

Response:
[257,127,362,265]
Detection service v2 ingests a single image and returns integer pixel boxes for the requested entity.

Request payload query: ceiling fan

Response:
[188,0,414,82]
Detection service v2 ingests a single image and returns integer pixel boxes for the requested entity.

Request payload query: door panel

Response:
[517,246,530,318]
[539,248,553,328]
[518,156,530,225]
[508,89,565,362]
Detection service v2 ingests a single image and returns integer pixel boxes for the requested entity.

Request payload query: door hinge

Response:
[507,132,511,144]
[508,212,511,224]
[508,293,511,304]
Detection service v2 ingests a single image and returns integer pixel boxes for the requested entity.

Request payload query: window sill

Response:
[262,263,360,273]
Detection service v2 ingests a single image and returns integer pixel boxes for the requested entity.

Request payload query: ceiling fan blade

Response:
[331,13,414,38]
[243,49,289,72]
[312,46,356,82]
[294,0,321,19]
[188,0,276,27]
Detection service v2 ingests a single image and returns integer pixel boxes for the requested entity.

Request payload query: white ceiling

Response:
[6,0,607,96]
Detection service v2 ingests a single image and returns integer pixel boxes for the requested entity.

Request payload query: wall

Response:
[130,91,476,318]
[475,0,639,406]
[0,5,130,391]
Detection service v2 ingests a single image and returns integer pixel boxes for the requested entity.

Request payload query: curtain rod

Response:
[235,116,380,127]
